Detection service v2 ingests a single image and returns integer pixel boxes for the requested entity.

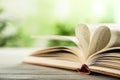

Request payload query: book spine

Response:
[77,64,90,74]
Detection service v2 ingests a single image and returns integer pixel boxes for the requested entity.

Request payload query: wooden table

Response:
[0,48,119,80]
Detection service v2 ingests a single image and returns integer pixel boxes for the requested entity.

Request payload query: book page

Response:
[87,47,120,64]
[30,47,82,62]
[105,30,120,48]
[32,35,79,47]
[88,25,120,56]
[23,46,87,69]
[89,53,120,77]
[88,26,111,57]
[23,56,82,70]
[90,52,120,70]
[89,66,120,77]
[30,46,84,62]
[75,24,90,56]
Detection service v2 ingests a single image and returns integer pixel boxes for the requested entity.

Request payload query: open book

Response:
[23,24,120,77]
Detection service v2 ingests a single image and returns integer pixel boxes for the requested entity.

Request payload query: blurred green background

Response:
[0,0,117,47]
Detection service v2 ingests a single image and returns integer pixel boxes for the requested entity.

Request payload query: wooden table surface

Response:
[0,48,119,80]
